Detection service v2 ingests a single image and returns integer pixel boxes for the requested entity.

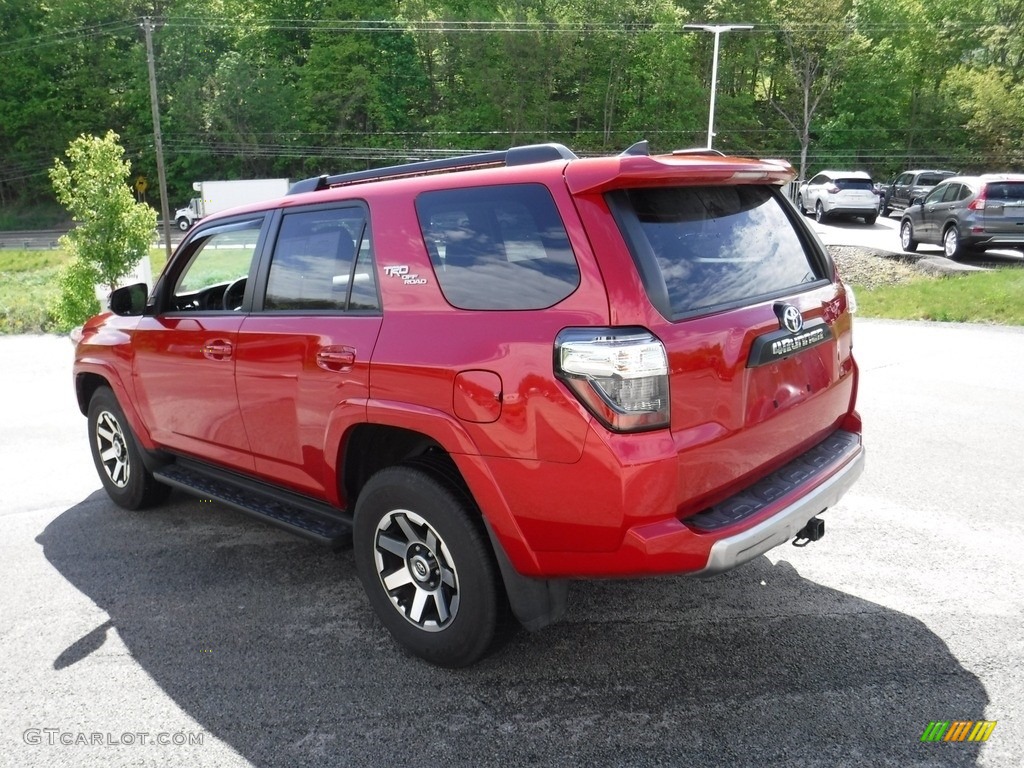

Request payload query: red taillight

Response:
[968,187,987,211]
[826,184,840,194]
[555,328,670,433]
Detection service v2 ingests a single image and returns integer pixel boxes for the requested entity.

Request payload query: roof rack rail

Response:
[671,147,727,157]
[288,142,579,195]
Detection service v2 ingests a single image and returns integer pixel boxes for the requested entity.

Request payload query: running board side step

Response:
[154,459,352,547]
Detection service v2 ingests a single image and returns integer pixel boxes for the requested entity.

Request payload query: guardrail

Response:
[0,226,183,250]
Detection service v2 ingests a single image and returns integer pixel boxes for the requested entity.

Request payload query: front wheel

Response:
[353,464,504,667]
[87,387,170,510]
[900,220,918,252]
[176,217,191,232]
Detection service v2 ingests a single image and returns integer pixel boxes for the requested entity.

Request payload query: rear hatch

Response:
[981,179,1024,238]
[597,175,856,516]
[832,177,875,207]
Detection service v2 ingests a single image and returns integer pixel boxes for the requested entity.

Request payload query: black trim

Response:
[747,319,833,367]
[154,457,351,546]
[288,143,578,195]
[685,430,861,532]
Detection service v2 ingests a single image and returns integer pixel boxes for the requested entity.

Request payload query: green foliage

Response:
[2,0,1024,216]
[49,130,157,295]
[48,257,101,333]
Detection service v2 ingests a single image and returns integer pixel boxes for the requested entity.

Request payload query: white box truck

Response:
[174,178,290,231]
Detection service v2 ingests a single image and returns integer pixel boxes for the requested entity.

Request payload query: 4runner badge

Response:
[383,265,428,285]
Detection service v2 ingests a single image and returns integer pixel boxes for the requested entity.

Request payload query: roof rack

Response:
[288,142,579,195]
[671,147,727,157]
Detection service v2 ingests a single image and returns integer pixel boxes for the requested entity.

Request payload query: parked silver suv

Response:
[899,175,1024,259]
[797,171,877,225]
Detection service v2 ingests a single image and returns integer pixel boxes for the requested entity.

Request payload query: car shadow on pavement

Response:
[38,491,988,768]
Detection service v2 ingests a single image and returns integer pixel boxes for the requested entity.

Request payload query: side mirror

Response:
[108,282,150,316]
[911,196,925,207]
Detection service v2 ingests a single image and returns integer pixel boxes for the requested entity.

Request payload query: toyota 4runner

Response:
[73,141,864,667]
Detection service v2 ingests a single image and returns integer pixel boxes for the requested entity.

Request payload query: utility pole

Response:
[142,17,173,262]
[684,24,753,150]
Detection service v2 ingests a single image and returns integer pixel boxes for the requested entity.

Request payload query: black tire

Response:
[900,220,918,252]
[353,464,503,667]
[864,214,877,225]
[796,195,805,214]
[176,217,191,232]
[881,203,891,217]
[815,201,828,223]
[87,387,171,510]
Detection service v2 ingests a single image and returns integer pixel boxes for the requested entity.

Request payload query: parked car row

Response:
[899,175,1024,259]
[796,164,1024,260]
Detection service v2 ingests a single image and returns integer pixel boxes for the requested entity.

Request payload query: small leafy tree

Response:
[48,130,157,330]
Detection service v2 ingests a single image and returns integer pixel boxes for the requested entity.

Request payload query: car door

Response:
[917,184,958,242]
[234,204,383,502]
[892,173,913,210]
[804,173,827,211]
[131,217,266,472]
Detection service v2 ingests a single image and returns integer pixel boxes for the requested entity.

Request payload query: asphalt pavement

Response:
[1,324,1022,767]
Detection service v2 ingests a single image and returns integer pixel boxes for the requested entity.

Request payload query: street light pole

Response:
[684,24,753,150]
[142,17,173,262]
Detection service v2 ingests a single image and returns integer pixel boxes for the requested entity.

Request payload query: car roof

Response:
[900,169,956,176]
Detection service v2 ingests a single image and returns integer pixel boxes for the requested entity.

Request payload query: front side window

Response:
[416,184,580,310]
[264,207,379,312]
[610,185,824,318]
[169,219,263,312]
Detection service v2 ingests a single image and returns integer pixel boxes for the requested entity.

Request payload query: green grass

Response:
[0,248,166,334]
[854,268,1024,325]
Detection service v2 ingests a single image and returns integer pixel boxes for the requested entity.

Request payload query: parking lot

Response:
[1,320,1022,767]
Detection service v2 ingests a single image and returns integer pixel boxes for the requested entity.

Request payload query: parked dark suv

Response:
[899,174,1024,259]
[881,169,957,218]
[72,141,864,666]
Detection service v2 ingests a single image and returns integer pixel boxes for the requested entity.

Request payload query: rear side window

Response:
[416,184,580,310]
[835,178,873,191]
[610,185,824,318]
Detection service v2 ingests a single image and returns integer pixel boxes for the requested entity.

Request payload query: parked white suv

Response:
[797,170,877,225]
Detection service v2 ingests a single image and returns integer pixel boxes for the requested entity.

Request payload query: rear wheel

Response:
[864,214,877,225]
[353,464,503,667]
[943,226,963,260]
[815,201,828,223]
[900,220,918,252]
[87,387,170,510]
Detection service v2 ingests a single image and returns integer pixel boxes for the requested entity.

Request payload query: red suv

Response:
[73,142,864,666]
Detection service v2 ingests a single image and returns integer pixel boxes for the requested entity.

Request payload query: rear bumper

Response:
[698,436,864,574]
[520,428,864,578]
[826,203,877,216]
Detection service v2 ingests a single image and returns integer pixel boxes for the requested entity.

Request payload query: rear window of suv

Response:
[416,184,580,310]
[986,182,1024,201]
[609,185,824,318]
[834,178,873,191]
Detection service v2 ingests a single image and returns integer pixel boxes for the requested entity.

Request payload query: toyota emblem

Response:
[779,304,803,334]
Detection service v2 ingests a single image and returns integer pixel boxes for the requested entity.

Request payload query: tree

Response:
[49,131,157,330]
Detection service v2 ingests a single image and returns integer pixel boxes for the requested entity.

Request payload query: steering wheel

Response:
[222,277,247,311]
